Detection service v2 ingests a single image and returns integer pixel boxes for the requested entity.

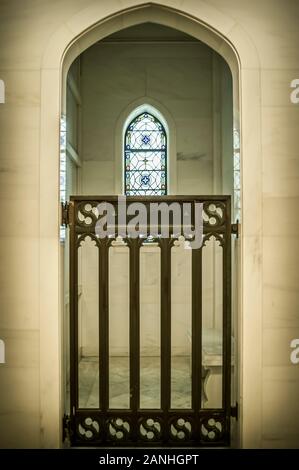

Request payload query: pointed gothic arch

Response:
[39,2,262,448]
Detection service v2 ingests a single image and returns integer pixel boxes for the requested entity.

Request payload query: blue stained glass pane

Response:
[124,112,167,196]
[140,174,150,186]
[141,134,151,145]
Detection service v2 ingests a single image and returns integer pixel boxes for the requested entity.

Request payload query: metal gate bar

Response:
[129,238,141,415]
[192,247,202,414]
[159,238,172,442]
[69,203,78,413]
[99,240,109,412]
[223,203,232,414]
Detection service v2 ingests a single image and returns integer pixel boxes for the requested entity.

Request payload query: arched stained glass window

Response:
[124,112,167,195]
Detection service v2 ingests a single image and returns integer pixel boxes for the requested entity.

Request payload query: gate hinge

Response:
[231,403,238,420]
[231,220,240,238]
[62,413,71,442]
[61,202,70,227]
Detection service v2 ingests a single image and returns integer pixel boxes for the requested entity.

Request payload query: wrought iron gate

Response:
[65,196,236,447]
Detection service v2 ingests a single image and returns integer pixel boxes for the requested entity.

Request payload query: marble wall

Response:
[0,0,298,449]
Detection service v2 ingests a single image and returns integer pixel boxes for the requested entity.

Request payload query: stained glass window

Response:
[124,112,167,195]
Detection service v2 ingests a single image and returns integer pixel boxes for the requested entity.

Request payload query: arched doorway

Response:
[39,2,263,448]
[61,19,238,447]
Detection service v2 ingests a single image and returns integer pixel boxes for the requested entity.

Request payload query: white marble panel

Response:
[263,197,299,238]
[241,234,263,448]
[0,200,39,238]
[65,0,123,36]
[0,366,39,414]
[0,411,40,448]
[263,236,299,291]
[263,285,299,329]
[0,238,39,330]
[262,107,299,198]
[209,0,299,69]
[0,105,40,170]
[181,0,237,38]
[38,64,62,447]
[1,0,89,70]
[263,366,299,440]
[240,68,263,237]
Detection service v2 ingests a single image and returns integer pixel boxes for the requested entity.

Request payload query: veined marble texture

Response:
[77,356,194,409]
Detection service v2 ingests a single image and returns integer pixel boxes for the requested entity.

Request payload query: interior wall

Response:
[80,30,233,197]
[1,0,298,450]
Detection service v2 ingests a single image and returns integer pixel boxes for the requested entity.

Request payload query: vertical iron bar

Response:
[69,201,77,442]
[192,247,202,413]
[99,239,109,412]
[223,197,232,441]
[129,238,140,413]
[160,238,171,442]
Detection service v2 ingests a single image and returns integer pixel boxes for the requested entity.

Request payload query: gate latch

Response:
[61,202,70,227]
[231,220,240,238]
[63,414,71,442]
[231,403,238,420]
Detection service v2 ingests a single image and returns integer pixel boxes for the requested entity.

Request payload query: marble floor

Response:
[78,356,192,409]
